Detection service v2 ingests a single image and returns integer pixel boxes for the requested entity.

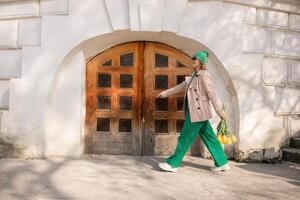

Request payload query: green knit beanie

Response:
[193,50,209,63]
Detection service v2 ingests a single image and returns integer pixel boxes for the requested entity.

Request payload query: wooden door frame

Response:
[84,41,201,156]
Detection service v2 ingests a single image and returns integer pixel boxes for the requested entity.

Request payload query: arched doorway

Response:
[47,31,239,158]
[85,42,203,155]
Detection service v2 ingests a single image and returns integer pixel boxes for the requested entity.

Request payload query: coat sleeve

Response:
[161,80,187,98]
[200,75,223,117]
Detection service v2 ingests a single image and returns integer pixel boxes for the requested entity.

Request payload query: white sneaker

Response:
[211,163,230,172]
[158,162,178,173]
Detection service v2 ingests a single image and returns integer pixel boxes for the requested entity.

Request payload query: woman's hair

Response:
[200,62,208,70]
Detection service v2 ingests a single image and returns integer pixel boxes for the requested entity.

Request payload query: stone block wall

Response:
[239,0,300,161]
[0,0,299,160]
[0,0,68,110]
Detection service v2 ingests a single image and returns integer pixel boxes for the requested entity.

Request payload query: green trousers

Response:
[166,109,228,168]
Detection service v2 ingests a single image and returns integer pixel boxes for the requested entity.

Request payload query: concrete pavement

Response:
[0,155,299,200]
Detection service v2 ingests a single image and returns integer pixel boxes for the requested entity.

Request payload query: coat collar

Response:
[192,69,209,76]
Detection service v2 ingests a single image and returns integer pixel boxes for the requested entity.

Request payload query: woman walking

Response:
[156,50,230,173]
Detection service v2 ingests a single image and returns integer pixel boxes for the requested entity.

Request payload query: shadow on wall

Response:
[228,53,295,162]
[0,112,25,158]
[0,112,12,157]
[275,87,300,117]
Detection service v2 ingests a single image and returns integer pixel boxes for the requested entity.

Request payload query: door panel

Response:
[85,42,143,155]
[86,42,200,156]
[143,42,195,155]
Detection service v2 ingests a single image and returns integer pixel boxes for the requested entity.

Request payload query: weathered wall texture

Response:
[0,0,299,161]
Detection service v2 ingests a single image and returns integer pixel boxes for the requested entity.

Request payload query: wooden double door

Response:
[85,42,201,155]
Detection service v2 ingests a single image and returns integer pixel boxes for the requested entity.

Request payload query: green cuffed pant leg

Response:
[198,119,228,167]
[166,110,228,168]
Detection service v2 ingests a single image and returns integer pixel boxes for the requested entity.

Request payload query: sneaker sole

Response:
[211,166,230,172]
[159,164,178,173]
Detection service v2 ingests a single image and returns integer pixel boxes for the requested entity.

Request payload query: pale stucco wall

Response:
[0,0,299,160]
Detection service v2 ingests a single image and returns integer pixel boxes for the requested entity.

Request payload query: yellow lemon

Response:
[217,134,223,144]
[222,135,228,144]
[231,135,238,143]
[227,135,233,144]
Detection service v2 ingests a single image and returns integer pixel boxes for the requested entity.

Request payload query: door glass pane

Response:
[155,98,168,111]
[119,119,132,132]
[120,53,134,66]
[97,118,110,132]
[177,75,185,84]
[177,61,186,68]
[155,75,168,89]
[102,60,112,66]
[176,119,185,134]
[119,96,132,110]
[177,97,184,111]
[120,74,133,88]
[155,119,168,133]
[155,53,168,67]
[97,73,111,87]
[97,96,111,110]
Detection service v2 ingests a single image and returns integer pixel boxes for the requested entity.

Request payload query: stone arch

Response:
[45,30,239,158]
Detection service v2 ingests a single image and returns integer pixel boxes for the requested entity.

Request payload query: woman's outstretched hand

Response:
[156,91,166,98]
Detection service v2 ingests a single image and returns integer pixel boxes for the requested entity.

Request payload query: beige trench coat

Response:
[161,69,223,122]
